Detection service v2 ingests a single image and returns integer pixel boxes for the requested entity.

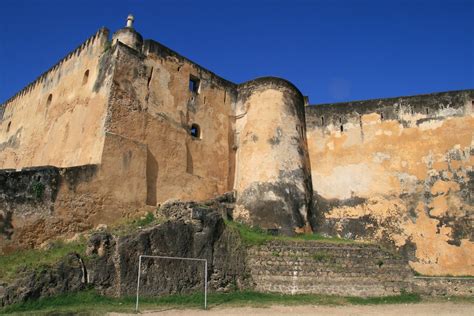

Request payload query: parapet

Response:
[237,76,304,101]
[237,77,306,121]
[305,89,474,128]
[0,28,110,109]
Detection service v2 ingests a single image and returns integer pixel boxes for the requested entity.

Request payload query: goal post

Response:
[135,255,208,312]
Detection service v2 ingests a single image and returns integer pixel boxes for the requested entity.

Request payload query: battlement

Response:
[0,27,110,109]
[143,39,236,90]
[305,89,473,128]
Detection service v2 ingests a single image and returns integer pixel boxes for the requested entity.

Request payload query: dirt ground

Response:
[110,302,474,316]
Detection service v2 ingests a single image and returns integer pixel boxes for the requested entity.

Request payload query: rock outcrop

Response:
[0,193,251,307]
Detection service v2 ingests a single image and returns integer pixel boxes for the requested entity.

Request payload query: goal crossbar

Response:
[135,255,208,312]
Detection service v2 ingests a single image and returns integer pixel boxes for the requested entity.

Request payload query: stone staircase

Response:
[247,240,414,297]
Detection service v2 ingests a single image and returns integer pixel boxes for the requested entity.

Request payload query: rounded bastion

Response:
[233,77,313,235]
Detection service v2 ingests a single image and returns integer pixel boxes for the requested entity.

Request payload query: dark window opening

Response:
[82,70,89,85]
[321,116,324,125]
[6,121,11,133]
[340,124,344,132]
[380,113,384,120]
[190,123,201,138]
[189,76,200,93]
[425,108,429,115]
[46,94,52,106]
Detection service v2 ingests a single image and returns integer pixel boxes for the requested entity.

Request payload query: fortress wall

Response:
[0,28,110,170]
[305,90,474,275]
[0,133,150,253]
[233,78,313,235]
[104,41,236,205]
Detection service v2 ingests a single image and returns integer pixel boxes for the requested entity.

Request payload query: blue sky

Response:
[1,0,473,104]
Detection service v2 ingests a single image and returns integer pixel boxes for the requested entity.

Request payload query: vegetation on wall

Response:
[224,220,358,246]
[0,239,86,282]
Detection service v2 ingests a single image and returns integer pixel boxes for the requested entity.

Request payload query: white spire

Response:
[126,14,134,28]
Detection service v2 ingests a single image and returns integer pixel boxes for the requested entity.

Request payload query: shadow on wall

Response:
[146,149,158,206]
[0,211,14,240]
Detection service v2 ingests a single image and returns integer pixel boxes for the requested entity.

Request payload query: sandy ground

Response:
[110,303,474,316]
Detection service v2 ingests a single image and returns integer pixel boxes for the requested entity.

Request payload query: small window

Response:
[6,121,11,133]
[82,70,89,85]
[189,76,200,93]
[190,123,201,138]
[321,116,325,125]
[46,94,52,106]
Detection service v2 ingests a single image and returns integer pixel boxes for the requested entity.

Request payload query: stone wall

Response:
[305,90,474,275]
[412,277,473,296]
[104,40,237,206]
[0,152,150,254]
[248,240,413,297]
[0,28,111,170]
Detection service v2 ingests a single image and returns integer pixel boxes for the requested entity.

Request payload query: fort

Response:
[0,14,473,282]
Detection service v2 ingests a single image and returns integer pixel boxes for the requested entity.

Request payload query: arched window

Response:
[82,69,89,85]
[190,123,201,139]
[46,94,52,106]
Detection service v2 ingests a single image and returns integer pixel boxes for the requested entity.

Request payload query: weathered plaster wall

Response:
[0,132,150,253]
[105,40,236,205]
[306,90,474,275]
[0,28,110,169]
[233,78,313,234]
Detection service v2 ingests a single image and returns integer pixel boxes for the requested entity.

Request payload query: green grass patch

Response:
[108,211,164,236]
[225,220,358,246]
[0,239,86,282]
[312,251,331,262]
[1,289,433,315]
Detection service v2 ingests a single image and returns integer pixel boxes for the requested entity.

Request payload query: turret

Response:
[233,77,313,235]
[112,14,143,52]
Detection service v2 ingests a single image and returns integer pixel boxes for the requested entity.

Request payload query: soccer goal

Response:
[135,255,208,312]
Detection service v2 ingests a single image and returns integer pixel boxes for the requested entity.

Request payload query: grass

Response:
[108,211,164,236]
[0,239,86,282]
[0,212,161,282]
[312,251,331,262]
[225,220,359,246]
[0,289,430,315]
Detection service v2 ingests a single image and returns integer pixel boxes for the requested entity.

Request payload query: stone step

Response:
[251,274,411,284]
[254,282,409,297]
[248,248,397,257]
[246,240,414,297]
[250,269,412,278]
[248,257,409,267]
